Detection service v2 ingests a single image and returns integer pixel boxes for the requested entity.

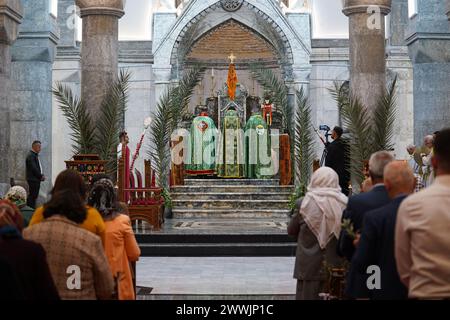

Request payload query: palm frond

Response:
[169,66,204,134]
[295,86,314,186]
[328,81,349,123]
[52,83,95,155]
[373,76,397,151]
[250,65,292,135]
[95,70,131,174]
[340,95,374,187]
[148,90,172,187]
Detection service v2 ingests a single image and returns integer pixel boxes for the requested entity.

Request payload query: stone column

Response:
[0,0,22,189]
[342,0,392,111]
[10,0,59,200]
[153,66,172,105]
[406,0,450,143]
[52,0,82,182]
[389,0,408,46]
[75,0,124,120]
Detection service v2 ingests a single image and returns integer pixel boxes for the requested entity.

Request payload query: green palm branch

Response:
[95,70,131,174]
[295,86,314,187]
[329,78,398,191]
[328,81,349,123]
[52,83,96,155]
[169,66,205,134]
[148,68,204,187]
[373,76,397,151]
[149,90,172,187]
[249,66,292,135]
[340,94,374,187]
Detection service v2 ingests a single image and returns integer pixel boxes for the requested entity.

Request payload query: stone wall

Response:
[10,0,58,203]
[406,0,450,144]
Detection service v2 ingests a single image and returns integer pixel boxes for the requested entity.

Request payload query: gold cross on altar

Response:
[228,52,236,64]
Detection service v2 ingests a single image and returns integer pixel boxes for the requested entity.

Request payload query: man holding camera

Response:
[325,126,350,196]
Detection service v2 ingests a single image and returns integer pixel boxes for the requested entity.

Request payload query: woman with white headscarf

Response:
[288,167,348,300]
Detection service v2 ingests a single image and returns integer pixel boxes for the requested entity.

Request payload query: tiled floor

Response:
[137,257,296,296]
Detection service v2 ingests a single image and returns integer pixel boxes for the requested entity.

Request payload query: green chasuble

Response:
[185,114,217,175]
[216,109,245,178]
[244,112,272,179]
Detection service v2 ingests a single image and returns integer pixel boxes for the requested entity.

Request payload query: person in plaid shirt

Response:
[24,187,114,300]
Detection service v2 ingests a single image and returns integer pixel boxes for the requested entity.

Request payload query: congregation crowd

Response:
[0,169,141,300]
[1,128,449,301]
[289,128,450,300]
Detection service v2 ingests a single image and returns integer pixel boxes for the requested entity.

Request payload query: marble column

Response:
[342,0,392,111]
[10,0,59,200]
[75,0,124,120]
[0,0,22,190]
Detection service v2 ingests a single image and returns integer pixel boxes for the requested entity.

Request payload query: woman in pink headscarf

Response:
[288,167,348,300]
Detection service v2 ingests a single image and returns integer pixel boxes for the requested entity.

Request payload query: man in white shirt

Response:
[395,128,450,299]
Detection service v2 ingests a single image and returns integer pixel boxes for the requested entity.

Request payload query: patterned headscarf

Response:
[0,200,24,232]
[5,186,28,208]
[88,178,118,220]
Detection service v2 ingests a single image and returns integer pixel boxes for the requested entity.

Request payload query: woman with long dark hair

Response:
[29,170,106,243]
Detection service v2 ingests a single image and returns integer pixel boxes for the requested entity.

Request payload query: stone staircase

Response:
[171,179,294,219]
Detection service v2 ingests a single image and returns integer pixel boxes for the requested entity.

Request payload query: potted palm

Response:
[162,188,173,219]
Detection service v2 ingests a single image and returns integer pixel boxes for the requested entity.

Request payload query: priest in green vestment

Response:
[216,108,245,178]
[244,111,272,178]
[185,112,217,175]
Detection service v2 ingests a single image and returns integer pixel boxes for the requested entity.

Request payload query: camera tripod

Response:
[314,127,332,166]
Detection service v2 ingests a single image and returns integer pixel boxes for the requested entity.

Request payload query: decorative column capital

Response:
[75,0,125,18]
[0,0,22,45]
[342,0,392,16]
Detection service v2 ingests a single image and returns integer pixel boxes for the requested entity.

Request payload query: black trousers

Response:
[27,180,40,209]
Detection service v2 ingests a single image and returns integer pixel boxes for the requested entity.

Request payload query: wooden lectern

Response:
[65,154,107,185]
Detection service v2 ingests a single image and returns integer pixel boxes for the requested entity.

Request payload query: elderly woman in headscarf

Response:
[0,200,59,300]
[88,178,141,300]
[288,167,348,300]
[5,186,34,227]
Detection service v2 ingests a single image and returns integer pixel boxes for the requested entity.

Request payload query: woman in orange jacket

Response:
[88,178,141,300]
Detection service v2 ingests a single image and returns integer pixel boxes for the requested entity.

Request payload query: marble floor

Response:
[134,218,291,235]
[136,257,296,298]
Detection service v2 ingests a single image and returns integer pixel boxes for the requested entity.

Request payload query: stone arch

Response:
[153,0,310,81]
[170,2,296,71]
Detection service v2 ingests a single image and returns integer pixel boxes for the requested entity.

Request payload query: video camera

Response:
[319,125,331,132]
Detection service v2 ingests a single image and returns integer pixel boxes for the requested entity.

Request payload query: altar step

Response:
[171,209,291,219]
[136,233,296,257]
[171,192,291,201]
[172,185,295,194]
[183,179,280,186]
[171,179,294,219]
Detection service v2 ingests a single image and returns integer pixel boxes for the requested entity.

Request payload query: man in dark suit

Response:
[351,161,415,300]
[337,150,394,298]
[325,126,350,195]
[25,141,45,208]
